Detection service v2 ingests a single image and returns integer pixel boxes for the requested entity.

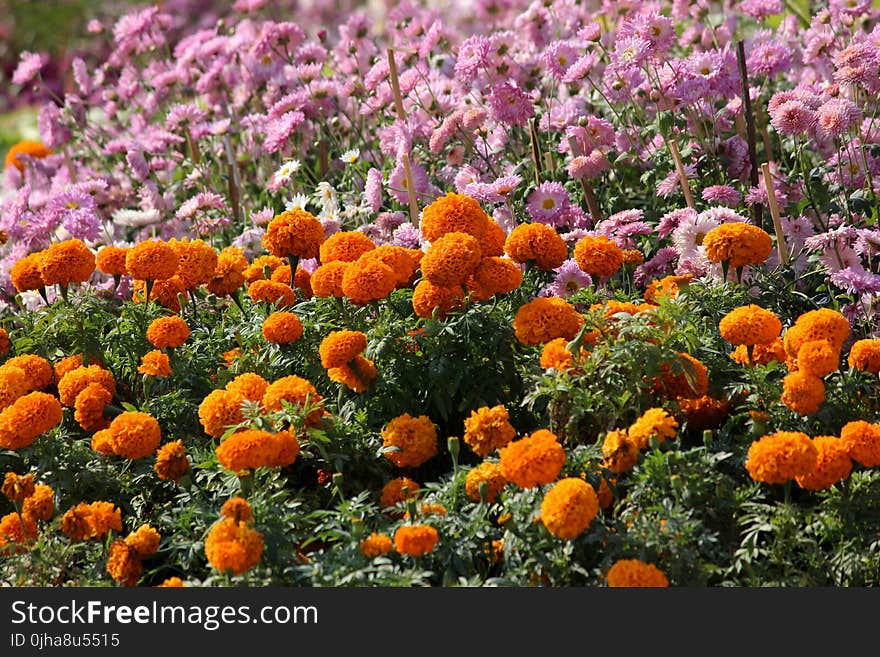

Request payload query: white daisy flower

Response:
[340,148,360,165]
[273,159,302,185]
[285,194,311,211]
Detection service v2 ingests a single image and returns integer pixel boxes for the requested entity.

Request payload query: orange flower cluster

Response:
[262,208,325,259]
[73,382,112,432]
[393,524,439,556]
[730,339,786,366]
[499,429,565,489]
[60,501,122,541]
[215,429,300,473]
[39,239,96,287]
[676,395,730,432]
[0,512,38,552]
[464,461,507,503]
[132,276,186,312]
[573,234,624,278]
[644,274,693,304]
[420,192,490,242]
[360,532,393,557]
[154,440,189,482]
[57,364,115,407]
[311,261,349,298]
[5,354,53,391]
[92,411,162,460]
[379,476,421,511]
[381,413,438,468]
[96,246,129,277]
[840,421,880,468]
[795,436,852,491]
[606,559,669,587]
[412,279,464,319]
[205,504,264,576]
[719,305,782,347]
[468,256,522,300]
[513,297,583,346]
[2,472,35,502]
[262,375,325,426]
[421,232,482,287]
[10,252,45,293]
[247,279,296,308]
[702,223,773,268]
[4,139,51,170]
[746,431,818,484]
[106,524,161,587]
[601,429,640,473]
[319,331,367,368]
[540,478,599,540]
[0,391,64,450]
[847,339,880,374]
[146,316,190,349]
[138,350,171,377]
[652,352,709,400]
[262,312,304,344]
[169,238,218,290]
[207,246,249,297]
[504,223,568,270]
[462,405,516,457]
[319,231,376,263]
[328,356,378,393]
[780,370,825,416]
[627,408,678,450]
[126,239,179,281]
[340,256,397,305]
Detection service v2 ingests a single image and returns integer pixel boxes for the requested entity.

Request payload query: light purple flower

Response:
[701,185,742,207]
[12,51,47,86]
[542,259,592,298]
[264,111,305,154]
[365,168,383,213]
[526,181,570,226]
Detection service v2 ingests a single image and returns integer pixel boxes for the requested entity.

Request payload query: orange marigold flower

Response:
[2,472,35,502]
[746,431,818,484]
[540,478,599,540]
[60,501,122,541]
[247,279,296,308]
[513,297,583,346]
[420,192,489,242]
[540,338,576,371]
[840,421,880,468]
[4,140,51,171]
[328,355,378,393]
[644,274,693,304]
[138,350,171,377]
[795,339,839,378]
[379,477,421,511]
[676,395,729,432]
[795,435,852,491]
[132,275,186,312]
[0,364,28,410]
[703,223,773,268]
[358,246,418,287]
[57,364,115,407]
[499,429,565,489]
[653,352,709,399]
[781,370,825,415]
[22,484,54,522]
[783,309,851,357]
[106,539,142,586]
[157,577,186,587]
[5,354,53,391]
[207,246,248,297]
[125,524,161,558]
[205,517,264,575]
[463,405,516,457]
[573,234,624,278]
[198,389,245,438]
[847,339,880,374]
[91,429,113,455]
[0,512,38,551]
[225,373,269,403]
[473,256,522,297]
[0,328,10,357]
[464,461,507,503]
[421,232,482,287]
[482,220,507,257]
[10,252,45,293]
[262,208,324,259]
[393,524,439,557]
[319,330,367,368]
[360,532,393,557]
[168,237,218,290]
[125,240,179,281]
[262,312,304,344]
[105,411,162,460]
[504,223,568,270]
[319,231,376,263]
[215,429,300,472]
[341,257,396,305]
[622,249,644,265]
[381,413,438,468]
[39,239,95,287]
[261,375,324,426]
[606,559,669,587]
[154,440,189,482]
[596,477,614,509]
[96,245,129,277]
[53,354,84,385]
[628,408,678,450]
[243,255,286,283]
[718,305,782,346]
[0,391,63,450]
[310,261,350,297]
[146,316,190,349]
[412,280,465,319]
[74,382,112,432]
[730,339,786,366]
[220,497,253,523]
[601,429,639,473]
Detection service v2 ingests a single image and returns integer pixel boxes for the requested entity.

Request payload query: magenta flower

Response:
[525,182,570,226]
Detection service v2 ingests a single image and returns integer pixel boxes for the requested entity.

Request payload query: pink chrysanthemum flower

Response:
[701,185,742,207]
[817,98,862,139]
[525,181,570,226]
[769,100,818,136]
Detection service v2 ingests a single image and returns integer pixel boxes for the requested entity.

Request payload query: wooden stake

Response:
[529,118,543,184]
[762,163,789,266]
[667,138,695,210]
[387,47,420,226]
[737,40,764,230]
